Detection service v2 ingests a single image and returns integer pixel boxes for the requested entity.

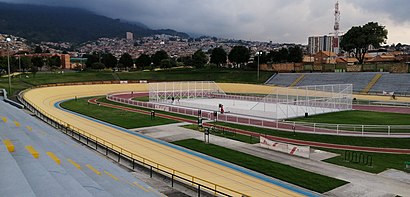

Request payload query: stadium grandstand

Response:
[0,97,162,197]
[266,72,410,96]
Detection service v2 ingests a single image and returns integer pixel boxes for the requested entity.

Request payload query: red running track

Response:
[353,105,410,114]
[89,98,410,154]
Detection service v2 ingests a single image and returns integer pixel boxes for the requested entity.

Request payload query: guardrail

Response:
[18,89,248,197]
[283,121,410,135]
[1,89,24,109]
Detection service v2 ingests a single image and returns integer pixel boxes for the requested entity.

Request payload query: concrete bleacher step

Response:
[1,100,160,197]
[16,112,151,196]
[0,135,36,197]
[4,126,92,197]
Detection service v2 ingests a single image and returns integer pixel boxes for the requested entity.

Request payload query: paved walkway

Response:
[138,124,410,197]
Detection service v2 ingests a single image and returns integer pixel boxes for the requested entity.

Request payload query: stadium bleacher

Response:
[266,72,410,94]
[0,100,161,197]
[371,73,410,94]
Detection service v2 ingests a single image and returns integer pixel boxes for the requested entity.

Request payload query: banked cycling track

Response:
[22,83,317,197]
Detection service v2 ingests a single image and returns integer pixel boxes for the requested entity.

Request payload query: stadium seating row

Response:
[0,100,160,197]
[266,73,410,95]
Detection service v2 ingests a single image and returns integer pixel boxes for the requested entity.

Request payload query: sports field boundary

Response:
[108,92,410,138]
[93,97,410,154]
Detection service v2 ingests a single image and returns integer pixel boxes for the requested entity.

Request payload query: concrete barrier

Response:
[260,136,310,158]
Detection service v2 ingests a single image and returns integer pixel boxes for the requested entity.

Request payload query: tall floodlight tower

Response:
[333,1,340,54]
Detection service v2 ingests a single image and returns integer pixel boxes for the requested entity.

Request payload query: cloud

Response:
[1,0,409,44]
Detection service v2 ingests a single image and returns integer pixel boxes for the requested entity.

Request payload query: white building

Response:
[126,32,133,40]
[308,35,342,54]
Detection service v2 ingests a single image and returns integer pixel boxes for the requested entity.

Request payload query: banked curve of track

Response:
[22,83,316,197]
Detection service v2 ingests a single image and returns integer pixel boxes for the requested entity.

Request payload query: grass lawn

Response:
[98,97,198,121]
[215,122,410,149]
[320,148,410,174]
[182,124,259,144]
[173,139,348,193]
[132,96,149,102]
[290,110,410,125]
[0,69,273,97]
[60,97,177,129]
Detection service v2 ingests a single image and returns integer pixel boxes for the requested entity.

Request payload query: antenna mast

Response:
[333,1,340,54]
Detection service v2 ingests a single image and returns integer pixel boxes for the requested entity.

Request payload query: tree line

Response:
[84,45,303,71]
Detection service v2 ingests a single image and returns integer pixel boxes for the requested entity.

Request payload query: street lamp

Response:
[6,37,12,94]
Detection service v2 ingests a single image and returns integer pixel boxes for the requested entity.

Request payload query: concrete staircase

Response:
[289,74,305,87]
[361,73,382,94]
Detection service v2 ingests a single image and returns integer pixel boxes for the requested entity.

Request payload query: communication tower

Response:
[333,1,341,54]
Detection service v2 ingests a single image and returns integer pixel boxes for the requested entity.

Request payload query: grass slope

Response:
[173,139,348,193]
[60,97,177,129]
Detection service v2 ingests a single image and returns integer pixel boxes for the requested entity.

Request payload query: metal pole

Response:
[257,52,260,82]
[6,39,11,94]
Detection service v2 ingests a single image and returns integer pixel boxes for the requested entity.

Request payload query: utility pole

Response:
[6,38,12,94]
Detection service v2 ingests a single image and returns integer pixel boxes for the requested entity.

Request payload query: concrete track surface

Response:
[22,84,316,197]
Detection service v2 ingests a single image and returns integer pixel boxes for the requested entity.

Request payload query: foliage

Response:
[228,45,250,67]
[135,54,151,70]
[101,53,117,68]
[340,22,388,64]
[151,50,169,67]
[47,55,61,70]
[34,46,43,53]
[118,53,133,68]
[191,50,208,68]
[210,47,227,67]
[84,52,100,68]
[159,58,176,69]
[91,62,105,70]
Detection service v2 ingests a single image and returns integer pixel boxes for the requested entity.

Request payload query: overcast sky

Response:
[2,0,410,44]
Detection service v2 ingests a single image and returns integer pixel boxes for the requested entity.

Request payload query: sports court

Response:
[149,81,353,120]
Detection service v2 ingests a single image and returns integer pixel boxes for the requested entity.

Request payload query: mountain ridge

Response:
[0,2,189,43]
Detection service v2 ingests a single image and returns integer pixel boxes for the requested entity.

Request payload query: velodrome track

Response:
[22,83,315,197]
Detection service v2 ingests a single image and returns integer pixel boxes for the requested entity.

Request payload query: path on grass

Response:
[137,124,410,197]
[88,98,410,154]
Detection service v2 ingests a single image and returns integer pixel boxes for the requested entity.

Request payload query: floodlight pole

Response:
[257,51,261,82]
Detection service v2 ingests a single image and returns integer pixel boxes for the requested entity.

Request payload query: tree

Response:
[277,48,289,63]
[228,46,250,68]
[135,54,151,70]
[20,56,32,71]
[91,62,105,70]
[84,52,100,68]
[160,59,176,69]
[287,46,303,63]
[151,50,169,67]
[30,57,43,74]
[192,50,208,69]
[47,56,61,70]
[341,22,388,64]
[119,53,133,69]
[101,53,117,68]
[34,46,42,53]
[210,47,227,67]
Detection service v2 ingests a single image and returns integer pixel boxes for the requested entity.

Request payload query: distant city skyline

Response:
[1,0,410,45]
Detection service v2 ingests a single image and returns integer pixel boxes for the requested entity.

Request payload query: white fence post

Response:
[388,126,391,135]
[313,123,316,133]
[362,125,364,135]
